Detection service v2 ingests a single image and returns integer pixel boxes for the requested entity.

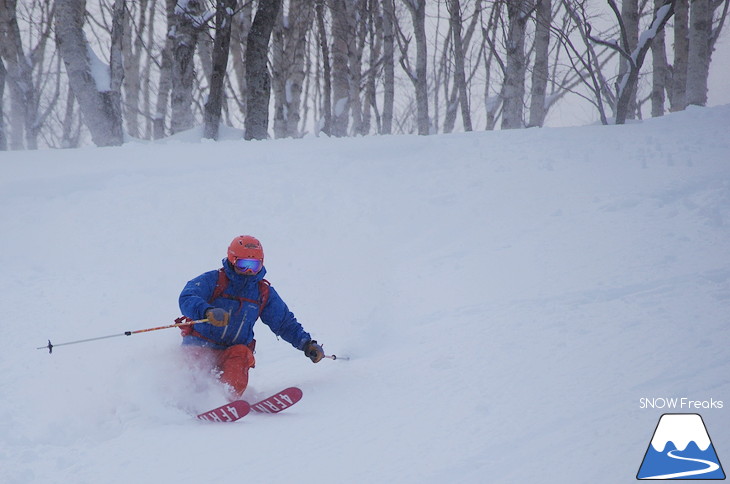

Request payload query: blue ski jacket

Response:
[179,259,311,350]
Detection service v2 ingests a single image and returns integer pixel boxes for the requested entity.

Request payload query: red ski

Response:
[250,387,303,414]
[196,400,250,422]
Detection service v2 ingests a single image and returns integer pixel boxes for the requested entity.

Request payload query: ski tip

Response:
[248,387,304,414]
[282,387,303,399]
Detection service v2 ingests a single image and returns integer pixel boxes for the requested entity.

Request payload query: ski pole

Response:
[324,354,350,361]
[37,317,208,354]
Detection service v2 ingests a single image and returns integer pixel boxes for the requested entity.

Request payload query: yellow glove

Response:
[205,308,230,327]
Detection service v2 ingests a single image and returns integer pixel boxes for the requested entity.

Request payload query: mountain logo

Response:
[637,413,725,480]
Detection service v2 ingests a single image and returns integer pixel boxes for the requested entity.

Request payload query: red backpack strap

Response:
[208,270,270,320]
[257,279,270,319]
[209,268,228,303]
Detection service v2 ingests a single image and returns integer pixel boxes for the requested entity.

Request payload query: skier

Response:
[179,235,324,399]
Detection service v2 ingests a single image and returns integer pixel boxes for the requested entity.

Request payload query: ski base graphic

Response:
[195,387,303,422]
[250,387,303,414]
[196,400,250,422]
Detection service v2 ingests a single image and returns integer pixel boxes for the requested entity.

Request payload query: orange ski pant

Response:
[186,344,256,399]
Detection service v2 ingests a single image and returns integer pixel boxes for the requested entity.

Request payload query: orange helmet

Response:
[227,235,264,266]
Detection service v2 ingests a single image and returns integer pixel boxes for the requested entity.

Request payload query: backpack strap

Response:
[257,279,270,319]
[209,268,229,304]
[208,268,271,318]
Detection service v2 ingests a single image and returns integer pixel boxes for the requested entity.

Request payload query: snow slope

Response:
[1,106,729,483]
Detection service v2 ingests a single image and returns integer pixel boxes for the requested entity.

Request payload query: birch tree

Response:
[609,0,674,124]
[230,3,253,119]
[167,0,208,134]
[670,0,689,111]
[528,0,552,127]
[482,1,503,130]
[56,0,123,146]
[651,0,669,117]
[314,0,332,135]
[502,1,533,130]
[0,56,6,150]
[121,0,152,138]
[686,0,713,106]
[382,0,395,134]
[558,0,673,125]
[686,0,711,106]
[617,0,639,120]
[204,0,237,140]
[272,0,314,138]
[0,0,34,149]
[329,0,350,137]
[0,0,55,149]
[60,84,81,148]
[400,0,430,135]
[245,0,282,140]
[447,0,473,131]
[361,0,382,135]
[154,33,173,138]
[347,0,368,136]
[671,0,728,110]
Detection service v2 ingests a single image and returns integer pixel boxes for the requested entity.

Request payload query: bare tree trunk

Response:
[403,0,430,135]
[122,0,149,138]
[0,0,37,149]
[528,0,551,128]
[314,0,332,135]
[168,0,204,134]
[362,0,382,135]
[670,0,689,111]
[290,0,313,136]
[272,0,313,139]
[614,1,674,124]
[204,0,236,140]
[686,0,712,106]
[447,0,472,131]
[330,0,350,137]
[230,3,253,119]
[382,0,395,134]
[154,36,173,139]
[61,85,78,148]
[619,0,639,120]
[271,7,285,138]
[110,0,125,120]
[502,1,530,130]
[348,0,367,136]
[142,0,158,139]
[197,28,214,86]
[56,0,123,147]
[121,8,138,138]
[651,0,669,117]
[480,1,501,130]
[0,56,6,150]
[245,0,282,140]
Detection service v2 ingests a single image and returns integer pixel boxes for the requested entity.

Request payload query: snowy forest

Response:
[0,0,728,149]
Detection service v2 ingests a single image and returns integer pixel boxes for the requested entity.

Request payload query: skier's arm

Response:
[260,286,311,350]
[179,271,217,320]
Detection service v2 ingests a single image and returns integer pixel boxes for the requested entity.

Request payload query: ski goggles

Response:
[234,258,263,274]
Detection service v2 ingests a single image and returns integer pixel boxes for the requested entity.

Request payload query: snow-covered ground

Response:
[1,106,729,483]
